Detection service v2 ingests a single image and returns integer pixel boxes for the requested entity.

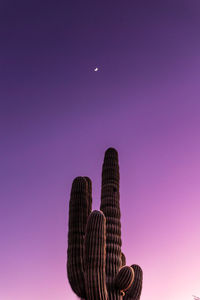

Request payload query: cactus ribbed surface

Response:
[84,210,107,300]
[67,176,92,298]
[100,148,121,299]
[124,265,143,300]
[67,148,143,299]
[115,266,134,294]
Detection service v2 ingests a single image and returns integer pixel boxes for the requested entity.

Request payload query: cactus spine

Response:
[67,148,143,299]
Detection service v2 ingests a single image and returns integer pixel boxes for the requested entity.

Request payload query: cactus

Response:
[67,148,143,299]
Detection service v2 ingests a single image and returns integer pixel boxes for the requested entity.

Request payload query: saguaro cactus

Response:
[67,148,143,299]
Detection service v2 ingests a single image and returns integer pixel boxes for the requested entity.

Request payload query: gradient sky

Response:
[1,1,200,300]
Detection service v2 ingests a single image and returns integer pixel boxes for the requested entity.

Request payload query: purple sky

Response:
[1,1,200,299]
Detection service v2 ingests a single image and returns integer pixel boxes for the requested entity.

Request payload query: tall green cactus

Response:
[67,148,143,299]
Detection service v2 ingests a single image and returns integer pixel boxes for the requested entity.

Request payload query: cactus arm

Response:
[123,265,143,300]
[67,176,92,298]
[115,266,135,296]
[100,148,122,299]
[121,252,126,266]
[84,210,107,300]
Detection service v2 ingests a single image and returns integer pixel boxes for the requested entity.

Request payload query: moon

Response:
[94,67,99,72]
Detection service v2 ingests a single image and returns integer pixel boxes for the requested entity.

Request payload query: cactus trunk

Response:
[100,148,122,299]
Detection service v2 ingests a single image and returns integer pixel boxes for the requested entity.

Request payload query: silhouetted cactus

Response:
[67,148,143,299]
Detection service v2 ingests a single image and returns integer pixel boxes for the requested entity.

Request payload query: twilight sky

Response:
[1,1,200,300]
